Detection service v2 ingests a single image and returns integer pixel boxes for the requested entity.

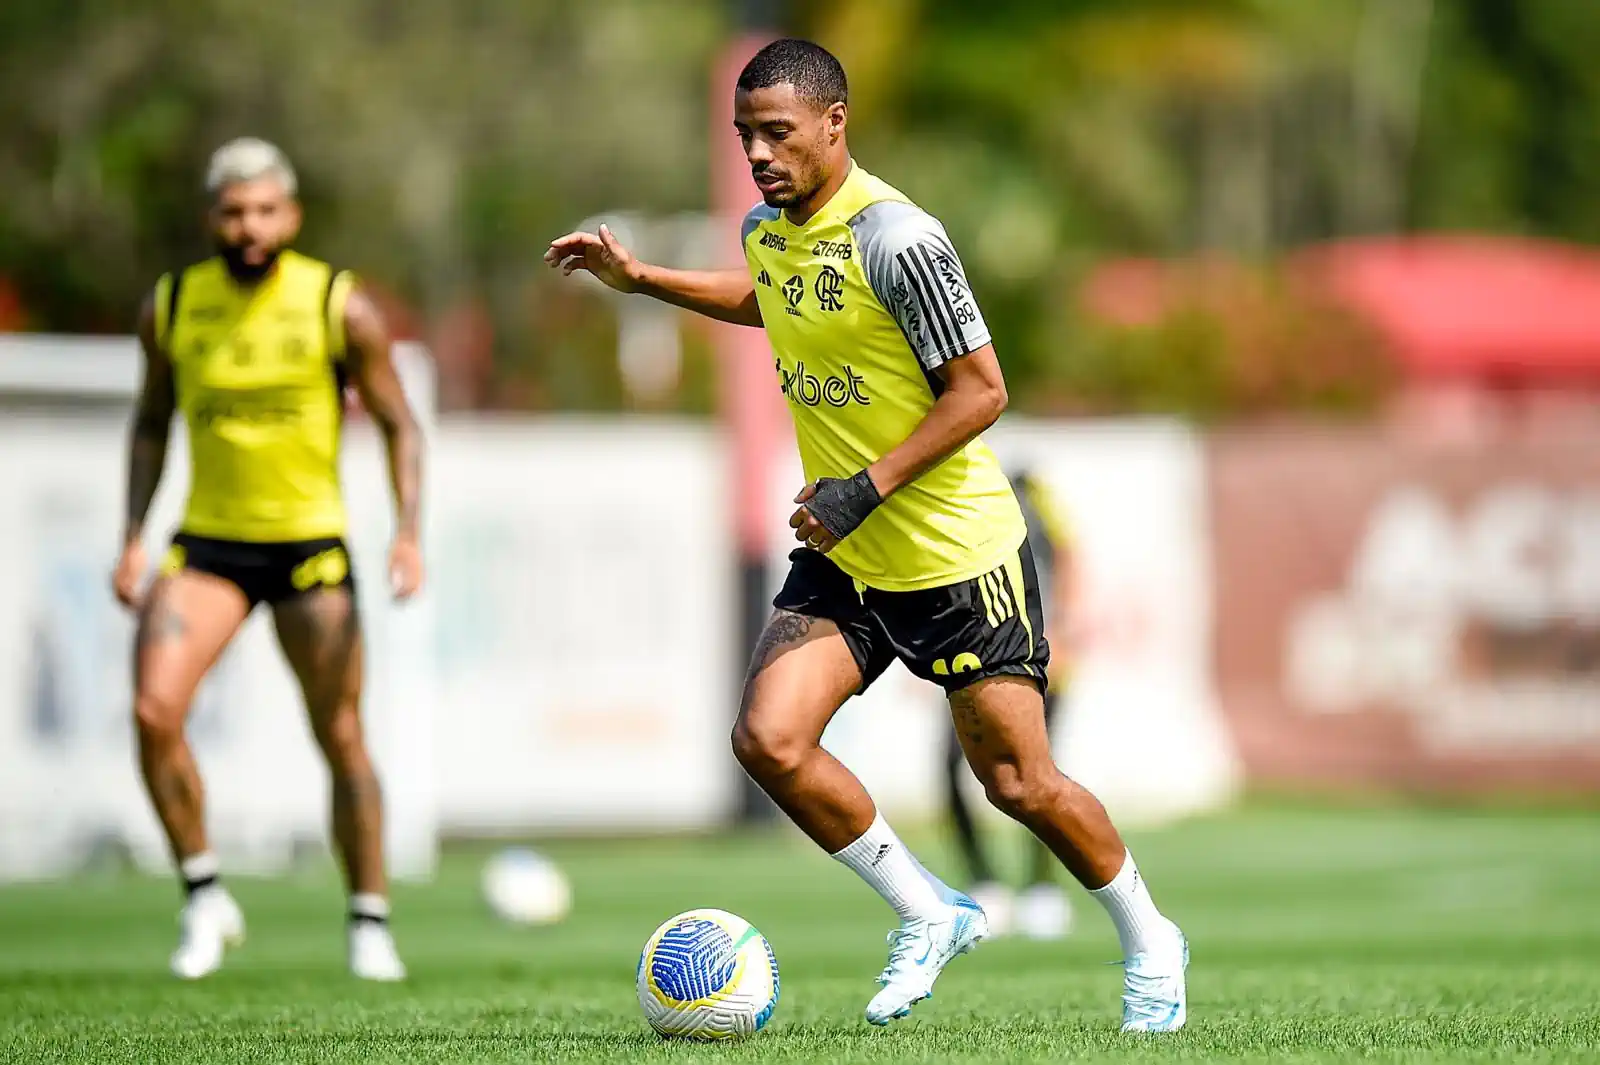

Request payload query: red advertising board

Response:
[1211,422,1600,794]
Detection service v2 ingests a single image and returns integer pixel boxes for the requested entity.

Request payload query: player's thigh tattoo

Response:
[949,685,986,748]
[746,610,815,677]
[137,582,187,647]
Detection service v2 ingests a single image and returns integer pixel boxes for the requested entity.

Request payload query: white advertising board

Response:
[0,339,438,881]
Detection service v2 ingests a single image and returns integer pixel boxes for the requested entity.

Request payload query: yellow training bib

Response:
[743,164,1025,591]
[156,251,354,542]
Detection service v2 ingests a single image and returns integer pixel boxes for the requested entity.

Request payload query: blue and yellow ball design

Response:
[636,908,779,1040]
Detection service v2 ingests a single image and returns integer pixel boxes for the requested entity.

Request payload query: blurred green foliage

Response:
[0,0,1595,415]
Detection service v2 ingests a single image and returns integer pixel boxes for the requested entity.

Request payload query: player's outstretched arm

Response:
[545,224,762,327]
[344,285,425,599]
[114,292,176,607]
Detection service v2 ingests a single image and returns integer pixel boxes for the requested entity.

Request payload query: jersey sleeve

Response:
[740,202,781,257]
[852,201,993,371]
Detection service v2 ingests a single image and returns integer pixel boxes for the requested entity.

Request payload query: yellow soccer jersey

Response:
[743,163,1025,591]
[155,251,355,542]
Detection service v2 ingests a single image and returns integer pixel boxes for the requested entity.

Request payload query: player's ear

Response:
[285,198,304,241]
[827,102,847,142]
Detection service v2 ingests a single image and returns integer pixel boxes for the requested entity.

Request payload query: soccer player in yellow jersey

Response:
[548,40,1188,1030]
[111,139,423,982]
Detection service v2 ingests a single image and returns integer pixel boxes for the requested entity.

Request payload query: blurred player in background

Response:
[946,468,1078,940]
[549,40,1188,1031]
[112,138,424,981]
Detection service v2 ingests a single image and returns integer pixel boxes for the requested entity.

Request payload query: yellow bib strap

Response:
[152,270,183,352]
[324,268,357,361]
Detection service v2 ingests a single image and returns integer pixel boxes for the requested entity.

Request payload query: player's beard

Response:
[216,239,283,283]
[758,170,820,209]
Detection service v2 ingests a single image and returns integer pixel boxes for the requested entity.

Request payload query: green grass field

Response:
[2,805,1598,1064]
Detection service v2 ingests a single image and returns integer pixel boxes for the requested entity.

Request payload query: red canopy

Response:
[1082,235,1600,385]
[1294,236,1600,384]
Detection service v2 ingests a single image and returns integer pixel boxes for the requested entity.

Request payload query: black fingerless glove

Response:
[805,470,883,541]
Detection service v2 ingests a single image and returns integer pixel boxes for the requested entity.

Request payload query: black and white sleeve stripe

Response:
[853,203,992,371]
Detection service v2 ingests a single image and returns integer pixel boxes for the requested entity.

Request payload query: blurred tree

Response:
[1,0,1596,416]
[0,0,721,409]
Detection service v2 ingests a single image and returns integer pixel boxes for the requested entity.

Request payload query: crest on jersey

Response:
[813,267,845,312]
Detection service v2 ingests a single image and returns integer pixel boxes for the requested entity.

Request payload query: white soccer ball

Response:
[481,848,572,926]
[636,908,780,1040]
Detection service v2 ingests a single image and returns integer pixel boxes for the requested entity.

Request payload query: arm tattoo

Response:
[125,300,175,543]
[344,290,423,540]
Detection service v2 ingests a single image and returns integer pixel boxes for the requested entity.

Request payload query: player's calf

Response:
[952,677,1189,1030]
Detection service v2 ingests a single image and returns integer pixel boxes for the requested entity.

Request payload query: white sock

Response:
[1088,850,1171,958]
[179,851,222,898]
[349,893,391,922]
[831,813,948,922]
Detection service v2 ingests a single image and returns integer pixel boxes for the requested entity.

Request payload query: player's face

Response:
[209,177,302,281]
[734,83,846,208]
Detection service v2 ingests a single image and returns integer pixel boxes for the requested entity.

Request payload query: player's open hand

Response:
[545,224,642,293]
[388,535,425,601]
[112,540,147,610]
[790,482,841,554]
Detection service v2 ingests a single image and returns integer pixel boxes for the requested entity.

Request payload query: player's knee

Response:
[312,703,365,764]
[730,717,809,780]
[132,691,186,747]
[979,763,1055,824]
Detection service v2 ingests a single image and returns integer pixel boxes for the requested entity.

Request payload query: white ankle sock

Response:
[179,852,222,898]
[831,813,947,922]
[1088,850,1170,958]
[180,852,219,882]
[350,893,391,922]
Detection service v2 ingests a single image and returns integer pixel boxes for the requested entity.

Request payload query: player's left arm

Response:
[792,347,1005,552]
[343,283,425,598]
[867,348,1006,497]
[791,212,1006,552]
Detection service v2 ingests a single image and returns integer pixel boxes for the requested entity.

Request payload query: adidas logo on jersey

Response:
[757,270,772,287]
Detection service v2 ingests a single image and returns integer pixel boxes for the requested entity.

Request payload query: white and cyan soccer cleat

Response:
[348,921,407,982]
[170,886,246,980]
[864,894,989,1025]
[1119,922,1189,1033]
[1015,882,1073,941]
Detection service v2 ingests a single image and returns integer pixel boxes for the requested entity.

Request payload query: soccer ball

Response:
[480,848,572,925]
[636,908,779,1040]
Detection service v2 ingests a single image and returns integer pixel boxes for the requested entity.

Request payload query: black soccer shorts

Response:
[772,540,1051,694]
[162,532,356,607]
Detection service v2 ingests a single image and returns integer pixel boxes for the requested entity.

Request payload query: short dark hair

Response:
[736,38,848,109]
